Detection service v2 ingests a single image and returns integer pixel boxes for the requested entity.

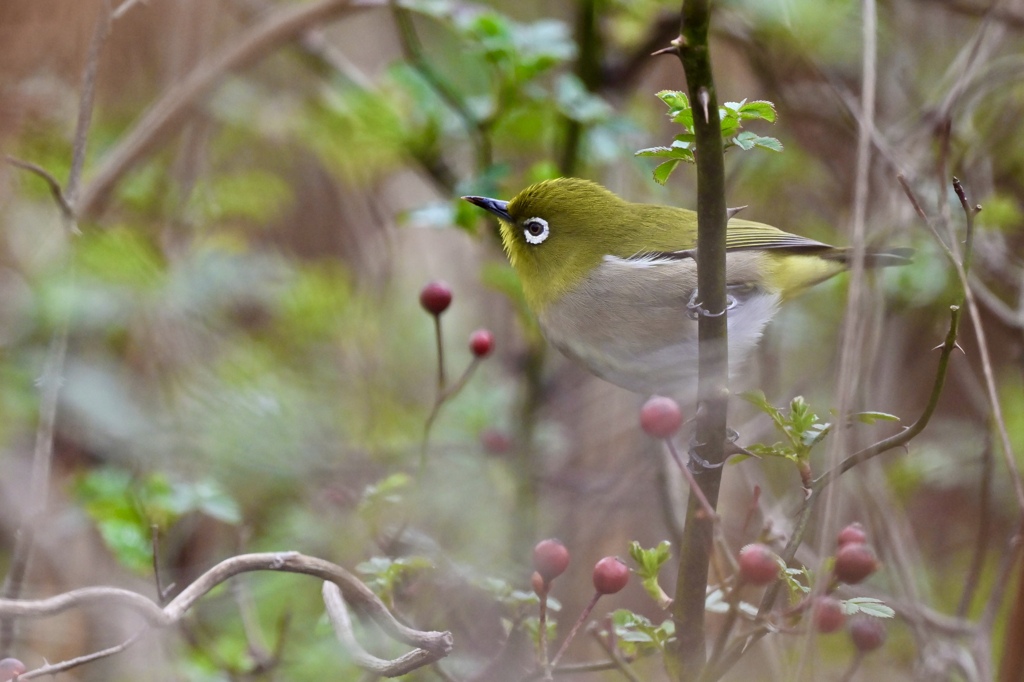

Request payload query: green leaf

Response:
[738,100,778,122]
[732,131,784,152]
[653,159,683,185]
[842,597,895,618]
[635,146,674,158]
[854,411,901,424]
[629,541,673,609]
[740,390,784,424]
[656,90,690,112]
[611,610,674,655]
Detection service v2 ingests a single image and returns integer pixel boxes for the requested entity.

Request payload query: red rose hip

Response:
[813,596,846,633]
[738,543,781,585]
[533,538,570,584]
[837,522,868,547]
[419,281,452,315]
[469,329,494,357]
[834,543,879,584]
[640,396,683,439]
[592,556,629,595]
[849,616,887,652]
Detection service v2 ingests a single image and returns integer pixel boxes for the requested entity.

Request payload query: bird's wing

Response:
[612,219,833,265]
[724,219,834,252]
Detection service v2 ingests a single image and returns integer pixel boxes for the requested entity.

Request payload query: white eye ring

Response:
[523,217,549,245]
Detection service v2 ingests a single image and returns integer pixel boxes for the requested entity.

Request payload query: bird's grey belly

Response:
[537,260,781,398]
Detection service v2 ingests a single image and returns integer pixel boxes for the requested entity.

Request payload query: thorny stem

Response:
[670,0,730,677]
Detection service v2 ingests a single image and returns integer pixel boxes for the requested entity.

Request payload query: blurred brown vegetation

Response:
[0,0,1023,679]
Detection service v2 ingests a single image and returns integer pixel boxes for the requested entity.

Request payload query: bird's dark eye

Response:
[523,217,549,245]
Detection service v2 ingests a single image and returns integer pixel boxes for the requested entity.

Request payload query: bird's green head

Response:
[463,178,631,310]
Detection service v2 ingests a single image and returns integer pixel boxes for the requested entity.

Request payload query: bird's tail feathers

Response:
[825,246,914,268]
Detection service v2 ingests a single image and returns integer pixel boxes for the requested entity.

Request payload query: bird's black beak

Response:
[462,195,511,222]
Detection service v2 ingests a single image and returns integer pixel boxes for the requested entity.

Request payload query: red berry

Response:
[849,616,887,652]
[813,596,846,634]
[469,329,494,357]
[640,396,683,439]
[834,543,879,584]
[480,428,512,454]
[0,658,26,682]
[533,539,570,584]
[837,522,868,547]
[419,281,452,315]
[592,556,629,595]
[737,543,781,585]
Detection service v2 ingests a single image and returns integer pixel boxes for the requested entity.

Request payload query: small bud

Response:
[469,329,494,357]
[849,616,887,652]
[531,570,547,596]
[813,596,846,634]
[592,556,629,595]
[0,658,26,682]
[640,396,683,439]
[533,539,570,584]
[834,543,879,584]
[837,522,868,548]
[737,543,781,586]
[419,281,452,315]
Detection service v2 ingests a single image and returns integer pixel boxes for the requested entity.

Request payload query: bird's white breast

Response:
[537,254,781,400]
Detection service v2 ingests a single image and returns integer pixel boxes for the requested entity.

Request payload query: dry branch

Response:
[0,552,452,678]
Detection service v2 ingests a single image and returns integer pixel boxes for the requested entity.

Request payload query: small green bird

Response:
[463,178,911,399]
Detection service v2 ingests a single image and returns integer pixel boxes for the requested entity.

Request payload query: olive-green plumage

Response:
[463,177,910,398]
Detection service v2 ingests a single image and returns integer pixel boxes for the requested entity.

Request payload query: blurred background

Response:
[0,0,1022,679]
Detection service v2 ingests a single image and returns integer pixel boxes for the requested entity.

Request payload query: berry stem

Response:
[433,314,446,392]
[550,592,601,668]
[537,584,551,679]
[419,359,481,475]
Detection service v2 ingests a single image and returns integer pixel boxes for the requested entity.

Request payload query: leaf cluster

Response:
[636,91,782,184]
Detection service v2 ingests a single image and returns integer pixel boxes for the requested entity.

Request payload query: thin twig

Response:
[77,0,384,219]
[956,437,994,617]
[323,582,449,677]
[21,630,147,679]
[949,182,1024,510]
[66,0,112,206]
[590,625,641,682]
[4,156,76,222]
[550,592,601,668]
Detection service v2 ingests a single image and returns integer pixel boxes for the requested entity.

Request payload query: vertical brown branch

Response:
[669,0,729,679]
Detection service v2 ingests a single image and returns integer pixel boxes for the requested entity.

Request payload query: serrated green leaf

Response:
[635,146,674,157]
[656,90,690,111]
[653,159,683,185]
[733,131,784,152]
[739,100,778,122]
